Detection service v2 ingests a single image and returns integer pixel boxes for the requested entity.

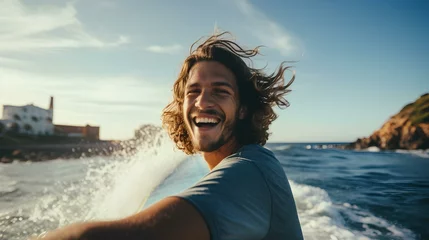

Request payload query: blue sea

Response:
[0,137,428,240]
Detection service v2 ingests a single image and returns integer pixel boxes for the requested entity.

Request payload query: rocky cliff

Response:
[347,93,429,150]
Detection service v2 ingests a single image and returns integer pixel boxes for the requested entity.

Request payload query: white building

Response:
[0,97,54,135]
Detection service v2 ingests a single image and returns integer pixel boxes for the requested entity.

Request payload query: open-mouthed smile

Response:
[192,116,221,129]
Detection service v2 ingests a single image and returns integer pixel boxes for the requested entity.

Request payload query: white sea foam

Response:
[290,181,415,240]
[0,179,18,196]
[365,146,381,152]
[28,131,187,230]
[85,133,187,220]
[308,144,338,150]
[0,167,18,196]
[395,149,429,158]
[269,144,292,151]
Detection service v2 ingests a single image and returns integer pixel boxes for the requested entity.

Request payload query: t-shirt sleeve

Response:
[174,159,271,240]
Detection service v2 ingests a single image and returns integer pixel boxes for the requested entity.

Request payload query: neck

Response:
[202,138,241,170]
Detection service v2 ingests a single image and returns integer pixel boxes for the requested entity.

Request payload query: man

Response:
[35,32,303,240]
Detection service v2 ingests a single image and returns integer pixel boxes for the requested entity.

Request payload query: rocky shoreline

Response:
[345,93,429,150]
[0,141,135,163]
[0,124,164,163]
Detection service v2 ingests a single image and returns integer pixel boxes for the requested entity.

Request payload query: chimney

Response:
[49,96,54,110]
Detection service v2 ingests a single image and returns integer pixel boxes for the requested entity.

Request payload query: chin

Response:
[194,138,224,153]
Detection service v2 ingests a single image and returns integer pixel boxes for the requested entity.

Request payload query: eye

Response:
[214,89,231,95]
[186,89,200,95]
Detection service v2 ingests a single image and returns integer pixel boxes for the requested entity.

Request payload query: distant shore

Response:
[0,141,132,163]
[0,135,137,163]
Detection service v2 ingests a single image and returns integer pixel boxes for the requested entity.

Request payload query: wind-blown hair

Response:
[162,32,294,154]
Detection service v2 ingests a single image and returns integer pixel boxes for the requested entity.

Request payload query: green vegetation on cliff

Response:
[409,93,429,125]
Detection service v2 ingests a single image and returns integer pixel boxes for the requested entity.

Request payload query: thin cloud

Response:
[76,99,165,108]
[0,66,170,110]
[0,56,30,67]
[235,0,303,57]
[146,44,183,54]
[0,0,129,52]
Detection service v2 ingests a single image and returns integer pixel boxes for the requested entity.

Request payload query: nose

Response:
[195,90,215,109]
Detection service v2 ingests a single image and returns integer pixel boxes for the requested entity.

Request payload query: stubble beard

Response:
[191,115,239,153]
[199,119,235,152]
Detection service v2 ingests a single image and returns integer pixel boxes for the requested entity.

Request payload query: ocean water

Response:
[0,137,428,239]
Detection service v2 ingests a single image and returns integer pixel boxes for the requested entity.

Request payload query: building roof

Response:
[55,124,99,134]
[55,125,84,134]
[3,104,51,113]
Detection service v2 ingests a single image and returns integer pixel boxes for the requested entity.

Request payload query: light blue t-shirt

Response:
[176,144,303,240]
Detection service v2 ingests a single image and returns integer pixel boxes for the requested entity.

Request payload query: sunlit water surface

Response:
[1,139,428,240]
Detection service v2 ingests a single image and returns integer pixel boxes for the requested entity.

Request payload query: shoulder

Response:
[225,144,278,164]
[206,144,281,190]
[222,144,284,179]
[182,155,270,200]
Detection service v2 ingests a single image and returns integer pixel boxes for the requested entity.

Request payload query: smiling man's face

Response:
[183,61,243,153]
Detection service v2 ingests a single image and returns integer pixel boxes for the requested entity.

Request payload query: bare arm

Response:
[37,197,210,240]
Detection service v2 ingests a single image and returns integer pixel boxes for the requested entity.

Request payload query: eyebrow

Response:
[186,70,236,92]
[186,81,234,91]
[211,81,234,90]
[187,83,200,89]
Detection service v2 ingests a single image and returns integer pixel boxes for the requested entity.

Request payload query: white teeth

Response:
[195,117,219,124]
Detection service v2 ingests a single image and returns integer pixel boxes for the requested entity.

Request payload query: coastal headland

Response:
[346,93,429,150]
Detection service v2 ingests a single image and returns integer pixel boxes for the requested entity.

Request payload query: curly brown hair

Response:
[162,32,294,154]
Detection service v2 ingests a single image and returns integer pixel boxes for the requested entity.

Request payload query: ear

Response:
[238,106,247,120]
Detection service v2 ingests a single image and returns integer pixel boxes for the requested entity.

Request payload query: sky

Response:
[0,0,428,142]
